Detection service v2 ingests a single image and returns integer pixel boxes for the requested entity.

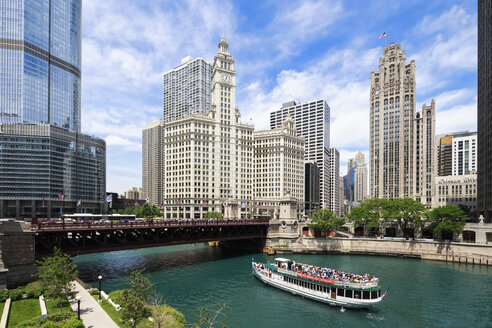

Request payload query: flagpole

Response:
[62,189,65,229]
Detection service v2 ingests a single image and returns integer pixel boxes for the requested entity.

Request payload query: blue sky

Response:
[80,0,478,194]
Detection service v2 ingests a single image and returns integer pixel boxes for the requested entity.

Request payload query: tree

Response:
[427,205,466,238]
[385,198,427,239]
[347,198,389,236]
[36,247,78,313]
[192,303,227,328]
[204,211,223,219]
[307,209,345,237]
[120,269,155,326]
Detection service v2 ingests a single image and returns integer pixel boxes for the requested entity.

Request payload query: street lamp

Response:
[98,275,103,303]
[76,295,81,320]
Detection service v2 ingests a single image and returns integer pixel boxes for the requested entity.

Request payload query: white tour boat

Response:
[252,258,388,308]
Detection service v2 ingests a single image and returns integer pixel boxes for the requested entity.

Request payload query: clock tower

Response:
[211,36,235,124]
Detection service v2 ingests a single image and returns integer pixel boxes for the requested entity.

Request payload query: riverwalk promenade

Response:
[69,281,118,328]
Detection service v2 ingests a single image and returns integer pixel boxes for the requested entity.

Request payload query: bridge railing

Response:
[34,218,270,231]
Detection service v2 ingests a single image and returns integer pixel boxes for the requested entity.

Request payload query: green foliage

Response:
[192,303,227,328]
[151,305,186,328]
[16,312,83,328]
[118,269,154,326]
[109,288,131,305]
[8,288,24,300]
[89,288,100,295]
[204,211,223,219]
[427,205,466,235]
[127,269,155,303]
[25,281,44,298]
[0,289,8,302]
[7,298,41,326]
[36,247,78,313]
[120,289,150,327]
[385,198,427,239]
[307,209,345,237]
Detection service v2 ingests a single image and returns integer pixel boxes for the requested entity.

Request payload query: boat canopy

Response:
[274,258,292,263]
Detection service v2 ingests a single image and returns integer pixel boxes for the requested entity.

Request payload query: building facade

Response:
[328,148,340,214]
[142,120,165,205]
[253,116,305,212]
[0,124,105,218]
[305,161,320,214]
[452,132,477,176]
[163,37,254,219]
[270,100,330,208]
[432,173,477,213]
[353,165,368,203]
[438,134,454,176]
[413,101,436,207]
[478,0,492,220]
[0,0,105,218]
[370,43,416,199]
[0,0,82,132]
[124,187,143,201]
[163,56,212,123]
[338,176,345,216]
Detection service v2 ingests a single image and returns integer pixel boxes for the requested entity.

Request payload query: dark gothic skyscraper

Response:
[478,0,492,220]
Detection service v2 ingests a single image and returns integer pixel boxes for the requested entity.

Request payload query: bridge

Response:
[33,219,269,259]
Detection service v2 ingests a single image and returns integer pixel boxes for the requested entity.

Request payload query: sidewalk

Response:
[69,281,119,328]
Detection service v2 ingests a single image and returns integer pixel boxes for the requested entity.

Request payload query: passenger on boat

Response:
[291,264,378,285]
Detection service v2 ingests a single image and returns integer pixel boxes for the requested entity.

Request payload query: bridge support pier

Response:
[0,221,36,288]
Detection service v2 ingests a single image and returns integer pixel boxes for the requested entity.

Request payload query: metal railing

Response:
[34,218,270,231]
[276,267,378,289]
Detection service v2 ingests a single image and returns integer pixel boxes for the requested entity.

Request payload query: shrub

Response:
[25,281,44,298]
[89,288,99,295]
[152,305,186,328]
[8,288,24,300]
[108,289,130,305]
[0,289,9,302]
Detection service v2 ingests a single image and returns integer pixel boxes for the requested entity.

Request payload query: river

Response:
[73,244,492,327]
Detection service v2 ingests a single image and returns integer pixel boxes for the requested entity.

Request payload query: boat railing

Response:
[276,267,379,289]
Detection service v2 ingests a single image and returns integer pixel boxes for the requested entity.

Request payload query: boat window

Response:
[346,289,353,298]
[378,289,381,298]
[323,286,327,293]
[337,288,344,297]
[363,291,370,299]
[354,291,361,299]
[371,291,378,299]
[311,283,314,290]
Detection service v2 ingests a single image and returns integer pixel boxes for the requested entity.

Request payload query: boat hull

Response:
[252,266,382,309]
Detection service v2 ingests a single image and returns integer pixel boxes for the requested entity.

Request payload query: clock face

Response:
[221,74,231,83]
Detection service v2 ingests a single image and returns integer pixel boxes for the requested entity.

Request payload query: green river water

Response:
[73,244,492,328]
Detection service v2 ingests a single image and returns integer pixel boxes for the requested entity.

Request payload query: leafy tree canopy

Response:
[308,209,345,236]
[427,205,466,234]
[36,247,78,313]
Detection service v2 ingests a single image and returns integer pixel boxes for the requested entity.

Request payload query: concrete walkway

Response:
[69,281,119,328]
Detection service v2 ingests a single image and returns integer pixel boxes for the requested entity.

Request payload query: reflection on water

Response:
[74,244,492,328]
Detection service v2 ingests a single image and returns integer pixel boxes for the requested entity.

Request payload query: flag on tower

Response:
[202,200,208,205]
[77,199,81,207]
[106,194,113,203]
[379,32,387,39]
[58,192,64,200]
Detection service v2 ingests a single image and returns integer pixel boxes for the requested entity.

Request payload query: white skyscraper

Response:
[270,100,331,208]
[163,56,212,122]
[142,120,165,205]
[328,148,340,214]
[163,37,254,219]
[452,132,477,176]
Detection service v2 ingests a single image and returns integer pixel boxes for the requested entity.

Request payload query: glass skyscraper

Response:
[0,1,106,219]
[0,0,81,132]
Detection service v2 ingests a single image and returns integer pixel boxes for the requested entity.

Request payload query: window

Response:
[337,288,344,297]
[354,291,361,299]
[346,290,353,298]
[371,291,378,299]
[363,291,371,299]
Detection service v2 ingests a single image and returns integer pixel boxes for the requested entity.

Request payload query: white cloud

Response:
[104,135,141,151]
[413,6,477,93]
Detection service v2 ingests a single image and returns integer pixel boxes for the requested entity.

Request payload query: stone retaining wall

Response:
[265,237,492,266]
